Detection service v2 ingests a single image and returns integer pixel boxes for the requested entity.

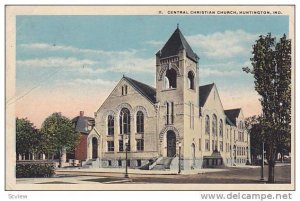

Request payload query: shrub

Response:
[16,161,55,178]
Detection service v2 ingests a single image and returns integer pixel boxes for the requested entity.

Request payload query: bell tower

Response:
[155,26,200,160]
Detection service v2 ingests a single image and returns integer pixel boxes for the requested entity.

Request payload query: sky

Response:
[13,15,289,127]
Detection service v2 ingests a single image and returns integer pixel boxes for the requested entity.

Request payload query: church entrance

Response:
[92,137,98,159]
[167,130,176,157]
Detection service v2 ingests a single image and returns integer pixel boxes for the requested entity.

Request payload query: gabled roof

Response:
[123,76,156,104]
[72,116,95,134]
[156,27,199,62]
[225,116,235,126]
[199,83,214,107]
[224,108,241,126]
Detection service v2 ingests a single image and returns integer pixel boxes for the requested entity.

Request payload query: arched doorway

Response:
[191,143,196,166]
[92,137,98,159]
[167,130,176,157]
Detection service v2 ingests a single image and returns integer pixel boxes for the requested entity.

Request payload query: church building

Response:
[84,27,251,170]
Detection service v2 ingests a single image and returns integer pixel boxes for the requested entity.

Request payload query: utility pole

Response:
[260,142,265,181]
[125,136,129,178]
[178,142,182,174]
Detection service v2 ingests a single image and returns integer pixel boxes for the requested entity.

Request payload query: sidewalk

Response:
[55,163,292,176]
[56,167,229,175]
[17,175,132,184]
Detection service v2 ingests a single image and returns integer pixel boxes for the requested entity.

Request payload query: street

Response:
[17,164,291,184]
[128,164,291,184]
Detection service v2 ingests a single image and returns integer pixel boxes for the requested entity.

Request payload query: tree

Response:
[244,115,263,163]
[243,33,291,183]
[40,112,80,167]
[16,118,41,160]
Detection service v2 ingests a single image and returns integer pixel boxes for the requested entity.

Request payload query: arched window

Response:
[165,68,177,89]
[107,115,114,135]
[120,108,130,134]
[136,111,144,133]
[122,85,128,95]
[212,114,217,136]
[205,115,210,135]
[188,71,195,89]
[166,102,174,125]
[164,77,169,89]
[219,119,223,137]
[234,130,236,141]
[239,121,244,130]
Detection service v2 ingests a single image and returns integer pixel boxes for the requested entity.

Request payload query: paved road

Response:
[53,164,291,184]
[128,164,291,184]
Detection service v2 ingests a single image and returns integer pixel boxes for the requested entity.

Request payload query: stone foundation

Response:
[101,159,150,168]
[99,156,246,169]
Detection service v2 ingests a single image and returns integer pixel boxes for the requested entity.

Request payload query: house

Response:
[72,111,95,161]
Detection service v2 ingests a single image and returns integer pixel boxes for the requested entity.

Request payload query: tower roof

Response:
[156,27,199,62]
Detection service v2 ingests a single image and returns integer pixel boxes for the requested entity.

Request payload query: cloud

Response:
[199,60,250,77]
[18,43,155,74]
[186,30,257,59]
[144,40,164,47]
[67,78,117,87]
[200,68,241,77]
[16,57,96,68]
[20,43,76,52]
[108,57,155,73]
[20,43,138,57]
[78,67,107,74]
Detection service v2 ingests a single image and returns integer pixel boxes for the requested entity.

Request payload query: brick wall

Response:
[75,133,88,161]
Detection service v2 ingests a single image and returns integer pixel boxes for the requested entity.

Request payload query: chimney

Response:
[80,111,84,117]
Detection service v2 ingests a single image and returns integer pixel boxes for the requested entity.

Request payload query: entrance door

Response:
[167,131,176,157]
[92,137,98,159]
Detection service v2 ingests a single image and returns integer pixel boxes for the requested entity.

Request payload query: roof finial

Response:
[177,23,179,29]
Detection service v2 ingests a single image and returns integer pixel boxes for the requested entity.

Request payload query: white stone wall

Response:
[94,78,158,162]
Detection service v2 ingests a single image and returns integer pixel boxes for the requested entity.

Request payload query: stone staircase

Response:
[151,157,174,170]
[82,158,99,168]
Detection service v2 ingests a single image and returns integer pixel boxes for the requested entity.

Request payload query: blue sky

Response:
[15,15,289,126]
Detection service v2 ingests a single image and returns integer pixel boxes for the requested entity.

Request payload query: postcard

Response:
[5,5,295,191]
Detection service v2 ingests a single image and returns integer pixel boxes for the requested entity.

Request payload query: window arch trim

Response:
[212,114,217,136]
[164,68,177,89]
[205,115,210,135]
[119,108,131,134]
[107,115,114,135]
[187,70,195,90]
[219,119,223,137]
[136,111,144,133]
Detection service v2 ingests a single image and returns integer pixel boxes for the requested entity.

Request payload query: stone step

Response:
[151,157,174,170]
